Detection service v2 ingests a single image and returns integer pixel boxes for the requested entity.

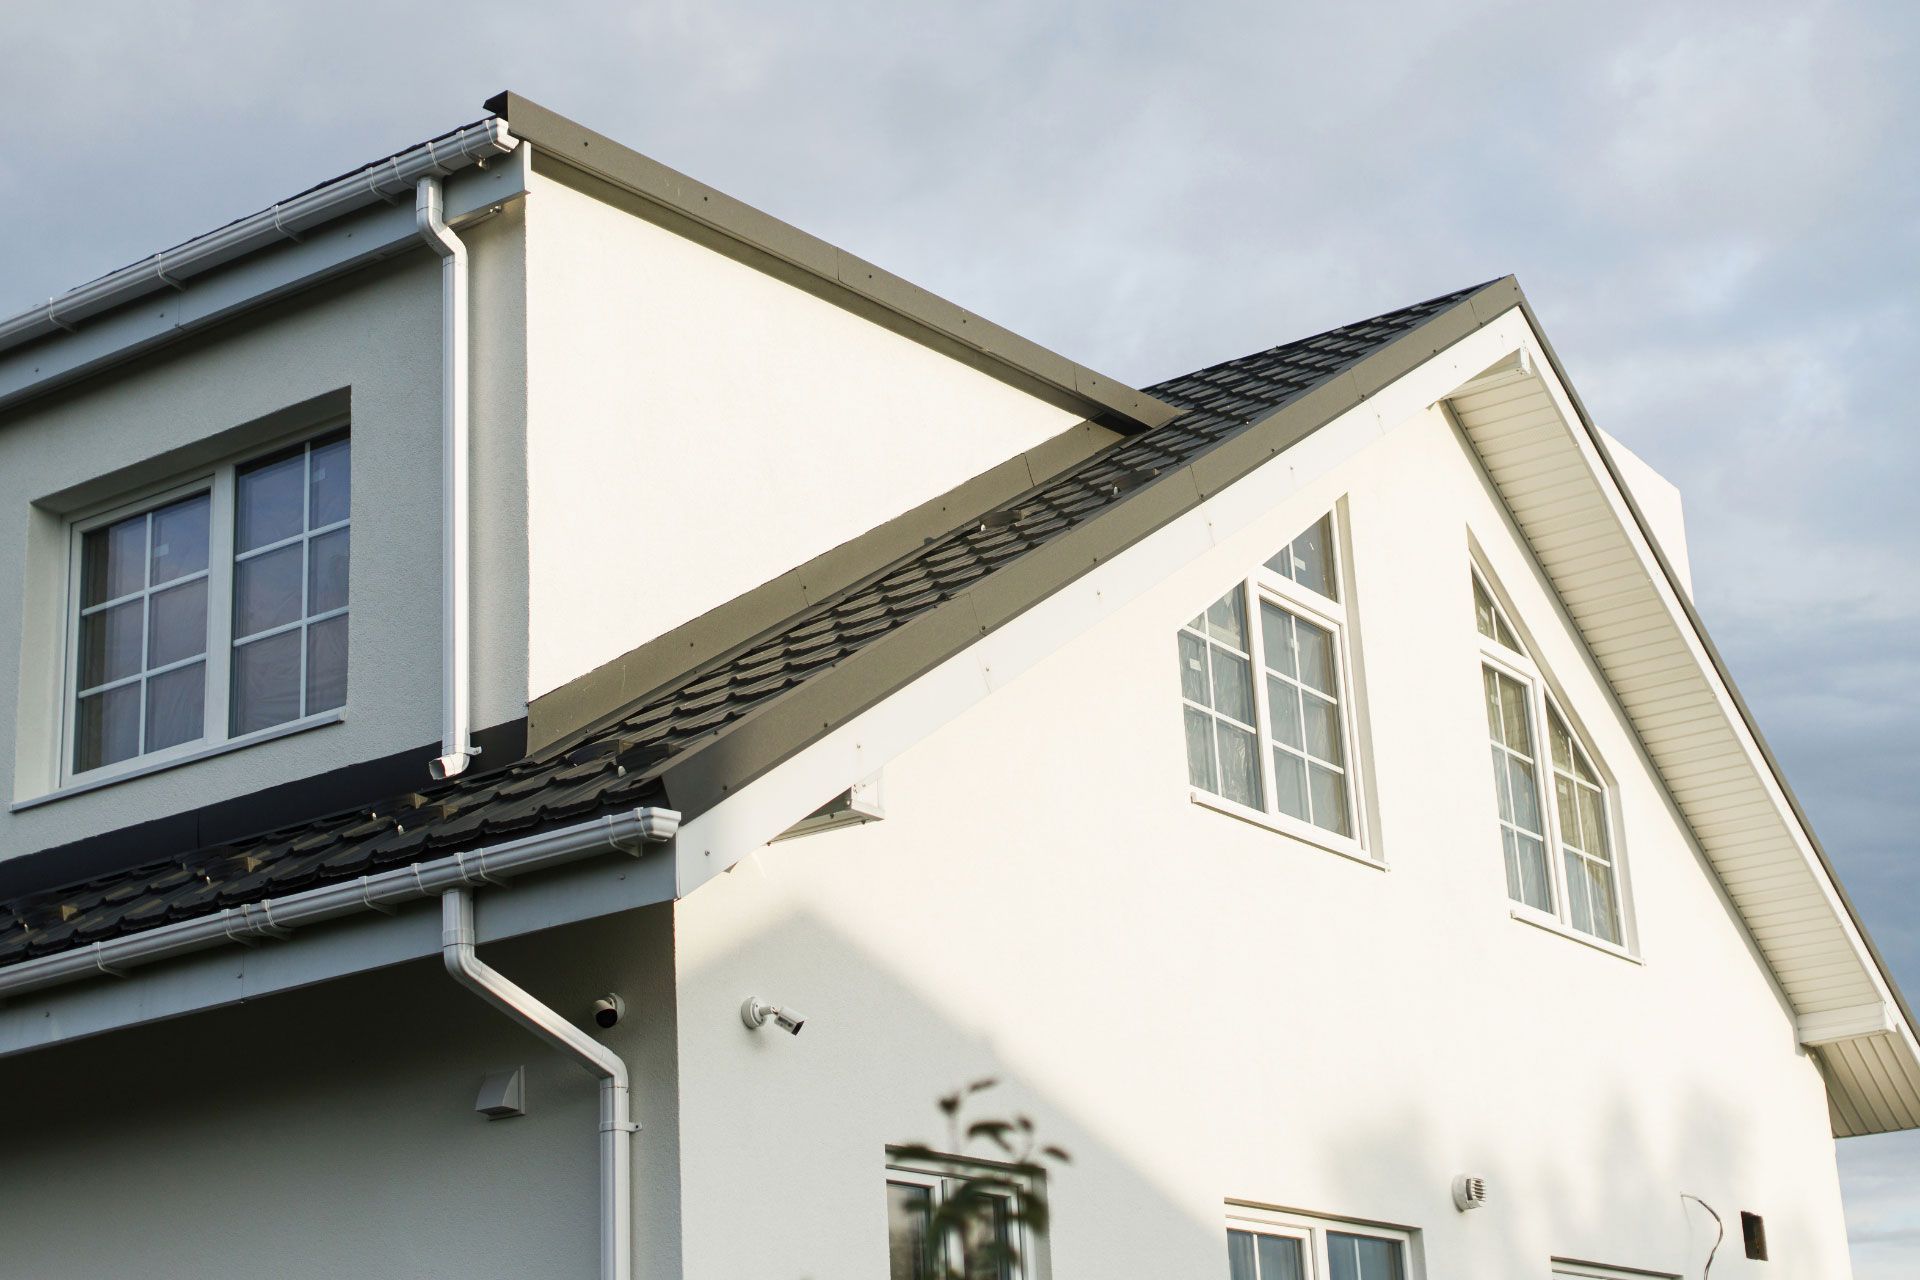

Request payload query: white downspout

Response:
[417,176,477,781]
[443,888,635,1280]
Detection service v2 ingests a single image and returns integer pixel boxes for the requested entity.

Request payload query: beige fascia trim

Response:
[484,91,1178,435]
[1511,295,1920,1050]
[528,417,1126,751]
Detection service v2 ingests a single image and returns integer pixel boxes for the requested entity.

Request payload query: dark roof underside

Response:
[0,281,1498,967]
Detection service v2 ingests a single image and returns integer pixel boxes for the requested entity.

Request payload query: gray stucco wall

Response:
[0,904,678,1279]
[0,201,529,858]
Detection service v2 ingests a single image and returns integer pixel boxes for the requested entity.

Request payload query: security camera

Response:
[591,993,626,1029]
[741,997,805,1036]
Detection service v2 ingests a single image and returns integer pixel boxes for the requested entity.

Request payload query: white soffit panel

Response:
[1447,331,1920,1136]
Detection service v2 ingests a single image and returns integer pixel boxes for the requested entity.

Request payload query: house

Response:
[0,91,1910,1279]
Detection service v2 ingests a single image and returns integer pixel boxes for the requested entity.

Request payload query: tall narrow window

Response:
[64,426,350,785]
[1179,511,1366,854]
[231,432,350,734]
[1472,567,1628,946]
[73,492,212,771]
[1180,589,1264,810]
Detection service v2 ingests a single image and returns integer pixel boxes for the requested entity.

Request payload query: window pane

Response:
[960,1191,1013,1280]
[80,600,143,688]
[1585,860,1622,943]
[1272,748,1307,821]
[1309,764,1350,835]
[1179,631,1211,704]
[1483,667,1503,740]
[1267,677,1303,749]
[1548,708,1574,773]
[232,630,302,734]
[1327,1232,1404,1280]
[1293,617,1335,695]
[308,434,351,527]
[308,528,350,615]
[235,543,305,637]
[1507,755,1541,832]
[1260,604,1295,679]
[1512,832,1552,911]
[1491,745,1514,821]
[146,662,205,752]
[1565,848,1594,934]
[148,579,208,668]
[1474,575,1498,641]
[1256,1233,1306,1280]
[306,615,348,713]
[1216,722,1262,808]
[1204,588,1248,649]
[1211,649,1256,725]
[1577,787,1607,857]
[236,450,306,551]
[1496,672,1531,755]
[1302,692,1342,765]
[1289,516,1335,598]
[1185,707,1218,790]
[75,684,141,772]
[1554,775,1583,850]
[149,494,210,585]
[1227,1230,1258,1280]
[887,1183,933,1280]
[82,514,147,605]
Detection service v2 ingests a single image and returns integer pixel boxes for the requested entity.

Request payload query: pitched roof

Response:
[0,280,1497,969]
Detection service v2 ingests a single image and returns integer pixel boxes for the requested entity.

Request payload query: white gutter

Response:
[415,176,477,780]
[0,807,680,1002]
[444,888,636,1280]
[0,120,517,355]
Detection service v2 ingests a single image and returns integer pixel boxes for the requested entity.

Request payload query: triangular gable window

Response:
[1473,571,1522,652]
[1264,514,1337,601]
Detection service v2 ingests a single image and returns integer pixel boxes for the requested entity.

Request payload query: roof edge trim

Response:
[484,90,1178,434]
[0,119,517,357]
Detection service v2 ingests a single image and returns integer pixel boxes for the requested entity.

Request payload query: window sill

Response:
[1188,789,1383,871]
[1509,906,1641,964]
[12,710,346,812]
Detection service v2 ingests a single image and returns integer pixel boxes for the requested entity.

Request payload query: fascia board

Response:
[0,147,529,416]
[488,90,1177,434]
[0,833,674,1060]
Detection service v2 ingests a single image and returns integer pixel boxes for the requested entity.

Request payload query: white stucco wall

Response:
[0,905,679,1280]
[668,401,1849,1277]
[1600,429,1692,598]
[520,169,1085,700]
[0,202,529,857]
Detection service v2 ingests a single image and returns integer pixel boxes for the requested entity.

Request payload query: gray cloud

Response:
[4,0,1916,1265]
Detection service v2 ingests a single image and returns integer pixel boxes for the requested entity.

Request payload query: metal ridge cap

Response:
[0,118,518,356]
[0,804,678,1002]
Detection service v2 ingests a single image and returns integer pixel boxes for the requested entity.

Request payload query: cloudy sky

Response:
[4,0,1916,1270]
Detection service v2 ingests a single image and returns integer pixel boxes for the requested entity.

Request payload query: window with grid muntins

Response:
[230,433,350,734]
[1548,706,1622,943]
[1472,567,1629,946]
[1226,1212,1409,1280]
[64,428,350,782]
[73,492,213,772]
[1179,512,1365,851]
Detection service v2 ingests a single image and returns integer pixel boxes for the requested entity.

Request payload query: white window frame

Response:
[886,1151,1047,1280]
[1549,1261,1679,1280]
[1471,564,1634,957]
[1226,1205,1417,1279]
[1182,511,1373,865]
[54,421,349,791]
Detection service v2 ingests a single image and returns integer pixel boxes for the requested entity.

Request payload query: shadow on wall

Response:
[0,903,681,1280]
[672,890,1829,1280]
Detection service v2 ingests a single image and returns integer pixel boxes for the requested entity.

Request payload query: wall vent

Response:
[1452,1174,1489,1212]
